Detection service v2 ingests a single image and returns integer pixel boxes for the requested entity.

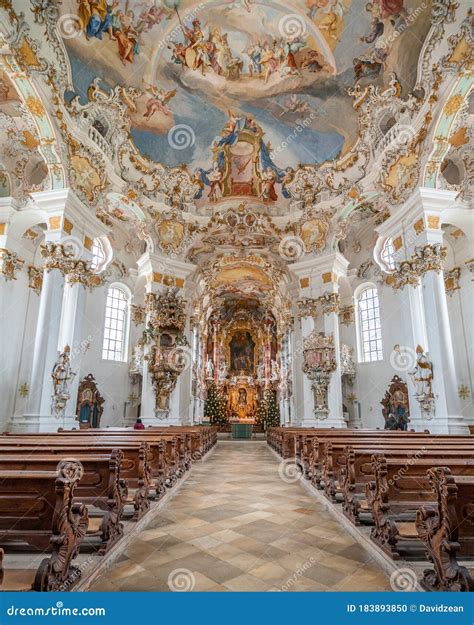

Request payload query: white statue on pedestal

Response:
[409,345,435,417]
[206,359,214,379]
[270,360,279,382]
[51,345,76,417]
[218,361,228,382]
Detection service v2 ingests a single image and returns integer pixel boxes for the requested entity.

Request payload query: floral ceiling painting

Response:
[62,0,432,173]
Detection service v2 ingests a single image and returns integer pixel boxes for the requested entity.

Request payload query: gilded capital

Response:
[412,243,447,275]
[0,248,24,281]
[318,292,340,315]
[297,297,318,319]
[40,242,75,275]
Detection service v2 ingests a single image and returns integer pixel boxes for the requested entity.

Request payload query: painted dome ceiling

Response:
[59,0,432,206]
[0,0,470,279]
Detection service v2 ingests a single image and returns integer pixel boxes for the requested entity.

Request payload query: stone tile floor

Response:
[91,441,392,592]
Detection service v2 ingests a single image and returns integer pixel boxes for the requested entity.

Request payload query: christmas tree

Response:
[204,382,227,425]
[256,387,280,428]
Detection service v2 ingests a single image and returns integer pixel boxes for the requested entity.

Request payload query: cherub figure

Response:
[143,84,177,120]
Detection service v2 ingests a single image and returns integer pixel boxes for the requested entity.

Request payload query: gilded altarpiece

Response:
[205,309,278,423]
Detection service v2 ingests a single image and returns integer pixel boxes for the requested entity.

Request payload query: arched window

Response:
[357,286,383,363]
[102,285,130,362]
[90,237,112,273]
[380,238,396,272]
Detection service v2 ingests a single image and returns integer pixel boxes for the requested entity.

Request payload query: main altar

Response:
[201,304,285,427]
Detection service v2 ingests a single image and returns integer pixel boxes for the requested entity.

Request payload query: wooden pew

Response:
[0,440,152,521]
[321,438,474,501]
[0,451,127,554]
[0,460,88,591]
[339,445,474,526]
[366,454,474,559]
[59,425,217,458]
[416,467,474,592]
[307,433,472,489]
[6,432,183,493]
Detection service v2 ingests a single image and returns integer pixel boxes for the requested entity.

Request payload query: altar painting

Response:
[230,330,255,374]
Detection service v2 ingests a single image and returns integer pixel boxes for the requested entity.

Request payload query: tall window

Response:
[90,238,106,272]
[357,287,383,363]
[380,237,396,272]
[102,286,129,361]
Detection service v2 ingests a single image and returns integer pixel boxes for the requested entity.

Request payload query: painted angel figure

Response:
[259,167,278,202]
[143,85,177,120]
[278,94,311,116]
[208,166,224,201]
[136,2,172,32]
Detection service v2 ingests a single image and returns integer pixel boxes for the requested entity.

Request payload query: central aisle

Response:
[92,442,391,592]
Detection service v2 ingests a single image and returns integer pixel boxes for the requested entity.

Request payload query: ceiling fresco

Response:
[0,0,471,324]
[62,0,432,175]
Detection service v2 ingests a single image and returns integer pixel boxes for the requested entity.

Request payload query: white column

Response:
[23,268,65,431]
[421,270,466,433]
[56,279,87,428]
[397,284,424,429]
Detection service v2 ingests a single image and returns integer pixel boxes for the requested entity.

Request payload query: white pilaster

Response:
[421,270,465,433]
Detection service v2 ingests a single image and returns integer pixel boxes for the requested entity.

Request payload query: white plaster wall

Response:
[0,269,31,430]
